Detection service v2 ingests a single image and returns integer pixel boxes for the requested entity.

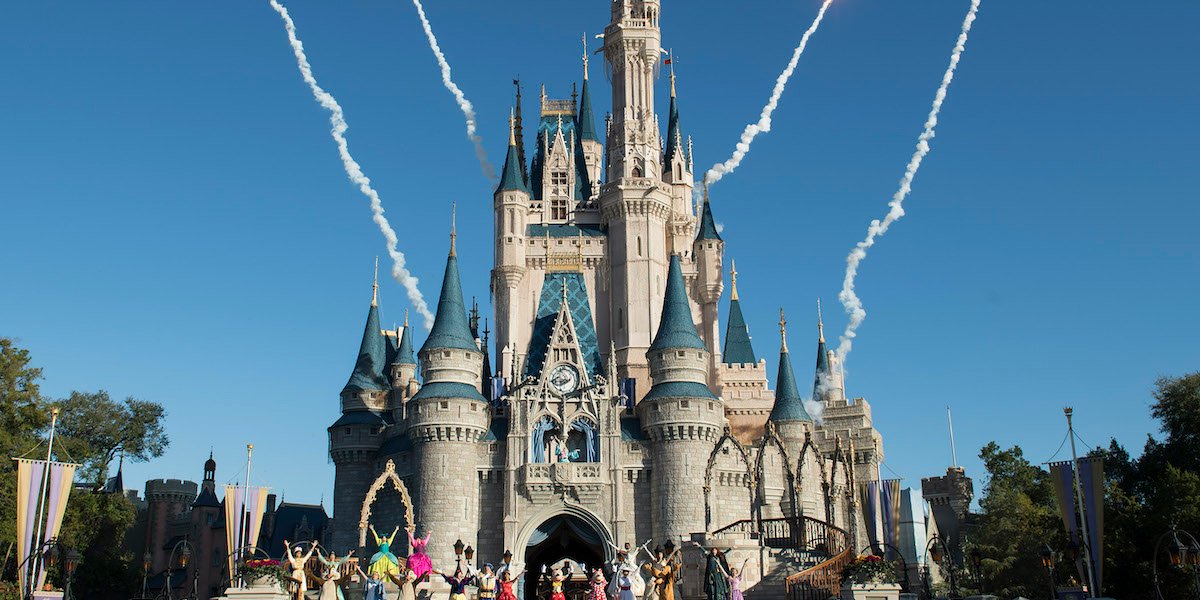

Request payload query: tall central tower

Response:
[601,0,673,388]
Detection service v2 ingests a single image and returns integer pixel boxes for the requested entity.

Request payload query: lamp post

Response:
[13,538,77,600]
[465,545,475,573]
[923,535,957,599]
[453,539,465,572]
[1154,526,1200,600]
[1040,544,1057,600]
[166,538,199,600]
[63,549,81,600]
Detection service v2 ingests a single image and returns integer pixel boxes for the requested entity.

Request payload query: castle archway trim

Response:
[358,459,416,548]
[512,503,616,562]
[703,428,755,533]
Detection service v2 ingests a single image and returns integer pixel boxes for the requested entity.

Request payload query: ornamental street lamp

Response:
[1040,544,1057,600]
[1154,527,1200,600]
[453,539,465,572]
[63,549,81,600]
[923,535,957,599]
[167,538,199,600]
[465,545,475,571]
[143,552,153,599]
[969,548,984,595]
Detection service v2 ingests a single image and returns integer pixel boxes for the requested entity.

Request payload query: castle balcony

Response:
[521,463,605,504]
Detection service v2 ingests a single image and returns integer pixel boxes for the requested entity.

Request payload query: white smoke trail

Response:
[836,0,981,360]
[703,0,834,188]
[268,0,436,330]
[410,0,496,181]
[804,398,826,424]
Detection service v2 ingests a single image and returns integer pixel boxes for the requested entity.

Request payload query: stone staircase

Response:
[742,549,821,600]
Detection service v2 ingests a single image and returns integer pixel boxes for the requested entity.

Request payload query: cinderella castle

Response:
[327,1,886,596]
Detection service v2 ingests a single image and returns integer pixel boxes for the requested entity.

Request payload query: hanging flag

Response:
[34,462,77,591]
[491,377,507,406]
[1077,457,1105,592]
[1050,461,1086,584]
[620,378,637,408]
[860,480,881,548]
[879,479,903,559]
[15,459,46,597]
[244,486,271,554]
[224,485,247,579]
[663,57,672,65]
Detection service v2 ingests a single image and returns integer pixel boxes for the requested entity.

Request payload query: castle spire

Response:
[449,202,457,257]
[513,78,528,185]
[817,298,825,343]
[722,259,757,365]
[664,53,684,168]
[813,300,834,398]
[650,255,707,351]
[770,309,812,423]
[371,256,379,307]
[420,219,478,354]
[695,184,721,241]
[730,260,739,301]
[342,267,391,394]
[496,109,530,195]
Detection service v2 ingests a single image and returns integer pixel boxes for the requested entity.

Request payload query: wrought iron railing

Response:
[711,516,852,600]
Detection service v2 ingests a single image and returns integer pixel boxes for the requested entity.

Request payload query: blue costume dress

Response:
[363,577,387,600]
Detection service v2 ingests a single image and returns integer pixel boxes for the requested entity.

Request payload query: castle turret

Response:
[662,65,695,226]
[769,310,814,437]
[638,255,723,542]
[407,225,489,571]
[722,262,755,366]
[578,49,602,191]
[493,114,531,380]
[813,300,844,404]
[329,271,392,551]
[693,189,725,384]
[390,311,420,417]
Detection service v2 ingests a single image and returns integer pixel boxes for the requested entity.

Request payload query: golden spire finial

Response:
[817,298,825,343]
[371,256,379,307]
[404,308,409,328]
[730,259,739,301]
[509,108,516,146]
[582,34,590,81]
[449,202,457,257]
[668,49,676,98]
[779,308,789,353]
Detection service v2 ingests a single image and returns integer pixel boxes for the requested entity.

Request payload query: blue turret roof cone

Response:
[723,261,756,364]
[420,217,479,354]
[343,267,391,394]
[770,310,813,422]
[650,255,707,351]
[496,110,531,195]
[396,311,416,366]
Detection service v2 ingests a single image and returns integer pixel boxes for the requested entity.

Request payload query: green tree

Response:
[55,391,169,485]
[0,338,48,582]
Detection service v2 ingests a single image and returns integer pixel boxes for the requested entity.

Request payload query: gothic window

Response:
[617,308,624,331]
[567,417,600,462]
[632,166,643,178]
[530,416,562,463]
[551,199,568,220]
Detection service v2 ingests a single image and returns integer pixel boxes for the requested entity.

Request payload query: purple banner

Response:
[1077,457,1105,592]
[18,461,46,596]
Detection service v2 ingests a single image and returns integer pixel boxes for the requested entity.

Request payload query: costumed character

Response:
[368,525,402,579]
[691,542,730,600]
[723,557,750,600]
[433,568,475,600]
[474,563,498,600]
[496,564,524,600]
[541,563,572,600]
[648,544,681,600]
[387,566,417,600]
[587,567,608,600]
[607,565,644,600]
[406,528,434,582]
[356,567,387,600]
[317,550,354,600]
[283,540,319,600]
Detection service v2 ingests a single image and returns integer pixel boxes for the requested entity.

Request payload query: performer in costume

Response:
[648,545,681,600]
[387,566,417,600]
[368,525,401,579]
[691,542,730,600]
[283,540,319,600]
[496,564,523,600]
[317,549,354,600]
[587,567,607,600]
[433,568,475,600]
[608,565,644,600]
[541,563,572,600]
[356,567,387,600]
[406,528,434,582]
[475,563,498,600]
[721,557,750,600]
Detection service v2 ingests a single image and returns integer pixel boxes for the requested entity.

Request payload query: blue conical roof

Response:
[343,303,391,394]
[696,197,721,242]
[420,252,479,353]
[578,78,598,143]
[813,334,832,396]
[771,347,812,422]
[650,255,706,351]
[395,321,416,366]
[723,298,756,364]
[496,137,530,195]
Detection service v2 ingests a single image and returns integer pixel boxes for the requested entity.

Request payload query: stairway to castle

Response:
[742,549,816,600]
[708,516,852,600]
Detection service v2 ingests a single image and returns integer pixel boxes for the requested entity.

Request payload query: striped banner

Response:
[1078,457,1105,592]
[35,462,77,590]
[880,479,903,559]
[860,480,881,548]
[224,485,246,579]
[15,459,45,596]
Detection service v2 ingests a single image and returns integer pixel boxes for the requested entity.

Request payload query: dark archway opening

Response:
[523,515,605,600]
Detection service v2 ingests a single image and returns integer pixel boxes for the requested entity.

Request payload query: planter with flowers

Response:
[240,559,288,590]
[840,555,901,600]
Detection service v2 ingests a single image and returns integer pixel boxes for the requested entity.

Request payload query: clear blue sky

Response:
[2,0,1197,507]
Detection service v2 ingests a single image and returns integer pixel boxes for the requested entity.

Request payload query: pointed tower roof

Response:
[395,311,416,366]
[722,261,757,364]
[578,39,599,143]
[771,310,813,422]
[497,109,531,195]
[419,217,479,354]
[664,58,684,167]
[695,184,722,241]
[814,299,833,396]
[650,255,706,351]
[513,79,529,186]
[342,268,391,394]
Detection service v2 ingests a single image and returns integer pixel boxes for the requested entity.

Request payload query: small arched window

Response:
[637,237,643,256]
[632,166,643,178]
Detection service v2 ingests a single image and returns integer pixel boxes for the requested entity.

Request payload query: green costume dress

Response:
[368,530,401,579]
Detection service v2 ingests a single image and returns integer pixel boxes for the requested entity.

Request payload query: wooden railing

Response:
[785,549,854,600]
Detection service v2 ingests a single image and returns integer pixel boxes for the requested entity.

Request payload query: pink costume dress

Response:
[406,531,433,582]
[728,576,744,600]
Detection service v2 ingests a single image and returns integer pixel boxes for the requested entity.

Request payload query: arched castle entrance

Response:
[358,459,415,549]
[513,505,613,599]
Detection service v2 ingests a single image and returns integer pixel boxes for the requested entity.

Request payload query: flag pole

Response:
[28,407,59,599]
[1065,407,1097,597]
[239,443,254,586]
[946,405,959,469]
